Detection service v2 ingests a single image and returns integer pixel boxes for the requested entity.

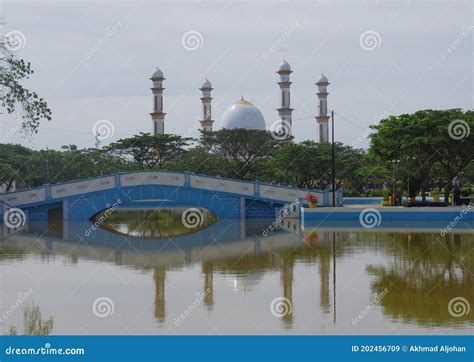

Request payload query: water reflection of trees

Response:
[99,209,218,238]
[9,304,54,336]
[0,244,26,262]
[367,233,473,326]
[10,219,473,330]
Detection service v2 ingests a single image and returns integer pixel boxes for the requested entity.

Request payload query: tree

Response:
[271,141,363,190]
[106,133,192,170]
[427,110,474,202]
[174,147,231,177]
[0,55,51,133]
[0,143,33,191]
[200,129,278,180]
[355,153,391,192]
[0,143,132,190]
[370,109,474,201]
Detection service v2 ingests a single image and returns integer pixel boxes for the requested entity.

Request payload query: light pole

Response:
[391,159,400,204]
[46,157,49,184]
[331,110,336,207]
[407,173,410,199]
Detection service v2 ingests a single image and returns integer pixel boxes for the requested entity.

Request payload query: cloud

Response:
[2,1,471,149]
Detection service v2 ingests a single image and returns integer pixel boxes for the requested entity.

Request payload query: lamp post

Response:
[391,159,400,205]
[331,110,336,207]
[407,173,410,199]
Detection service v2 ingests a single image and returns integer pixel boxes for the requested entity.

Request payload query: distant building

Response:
[149,62,330,142]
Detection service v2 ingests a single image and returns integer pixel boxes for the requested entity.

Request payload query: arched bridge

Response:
[0,171,341,221]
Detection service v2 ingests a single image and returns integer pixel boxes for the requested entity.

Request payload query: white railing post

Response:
[254,181,260,197]
[184,172,191,187]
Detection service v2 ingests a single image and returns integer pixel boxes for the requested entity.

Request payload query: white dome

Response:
[278,60,291,72]
[201,79,212,88]
[231,273,265,293]
[152,67,163,78]
[316,73,328,84]
[221,99,266,130]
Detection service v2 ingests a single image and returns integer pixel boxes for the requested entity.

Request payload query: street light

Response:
[391,159,400,205]
[331,110,336,207]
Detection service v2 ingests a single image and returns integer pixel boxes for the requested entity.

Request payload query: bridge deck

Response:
[0,171,341,221]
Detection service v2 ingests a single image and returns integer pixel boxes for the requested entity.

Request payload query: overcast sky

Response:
[1,0,472,150]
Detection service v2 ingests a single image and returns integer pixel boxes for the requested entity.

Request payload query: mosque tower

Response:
[276,60,293,136]
[199,79,214,132]
[316,74,330,143]
[150,67,166,135]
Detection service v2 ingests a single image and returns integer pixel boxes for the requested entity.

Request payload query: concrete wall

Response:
[301,206,474,222]
[245,199,279,219]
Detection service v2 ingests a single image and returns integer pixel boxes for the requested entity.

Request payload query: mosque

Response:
[149,61,330,143]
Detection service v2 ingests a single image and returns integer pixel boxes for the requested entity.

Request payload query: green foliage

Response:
[96,208,219,238]
[271,141,365,189]
[355,152,391,190]
[200,128,278,180]
[106,133,192,170]
[368,189,387,197]
[370,109,474,199]
[0,55,51,133]
[0,143,33,190]
[343,189,362,197]
[1,109,473,196]
[460,187,472,197]
[173,148,231,177]
[0,143,129,189]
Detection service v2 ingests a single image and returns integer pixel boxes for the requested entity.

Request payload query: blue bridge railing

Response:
[0,170,343,209]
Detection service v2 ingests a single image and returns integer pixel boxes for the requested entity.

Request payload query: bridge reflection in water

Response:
[1,215,472,333]
[2,215,341,329]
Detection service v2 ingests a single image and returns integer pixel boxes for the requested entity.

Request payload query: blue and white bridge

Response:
[0,171,341,222]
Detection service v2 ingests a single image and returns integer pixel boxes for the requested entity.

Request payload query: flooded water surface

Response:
[0,209,472,335]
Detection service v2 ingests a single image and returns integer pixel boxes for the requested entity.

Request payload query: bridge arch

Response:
[0,171,337,221]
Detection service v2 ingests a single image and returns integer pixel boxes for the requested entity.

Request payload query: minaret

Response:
[316,74,330,143]
[280,257,294,329]
[150,67,166,135]
[276,60,293,136]
[199,79,214,132]
[153,268,166,323]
